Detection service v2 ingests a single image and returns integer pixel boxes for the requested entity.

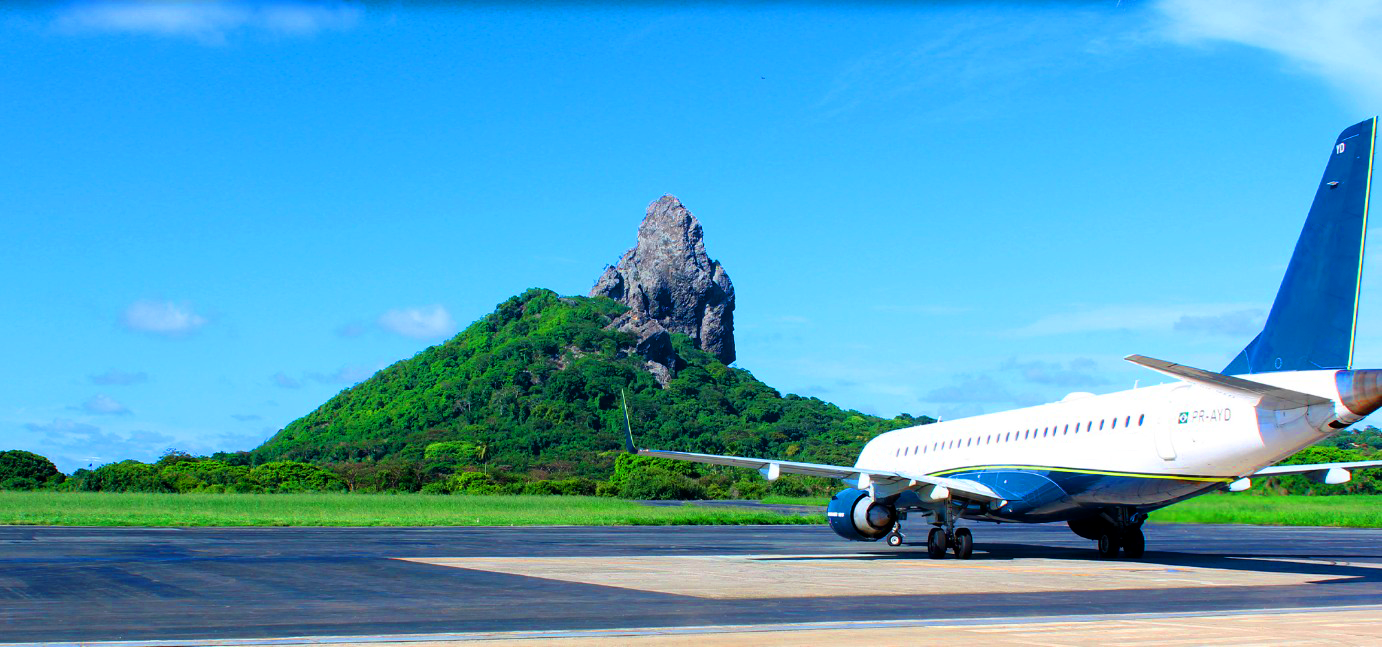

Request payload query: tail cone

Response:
[1337,370,1382,418]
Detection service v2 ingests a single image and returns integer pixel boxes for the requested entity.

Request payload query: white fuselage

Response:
[852,369,1347,517]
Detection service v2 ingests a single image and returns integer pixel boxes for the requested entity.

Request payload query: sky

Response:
[3,0,1382,472]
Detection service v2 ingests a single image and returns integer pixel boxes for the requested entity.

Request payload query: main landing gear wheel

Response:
[927,527,947,559]
[886,532,904,547]
[952,527,974,560]
[1097,531,1121,558]
[1121,527,1145,558]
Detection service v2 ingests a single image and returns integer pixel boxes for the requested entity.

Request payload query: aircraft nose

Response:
[1337,369,1382,417]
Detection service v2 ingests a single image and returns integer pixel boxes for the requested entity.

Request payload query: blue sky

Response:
[3,0,1381,472]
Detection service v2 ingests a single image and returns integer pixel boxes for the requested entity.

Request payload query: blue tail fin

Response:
[1224,118,1377,375]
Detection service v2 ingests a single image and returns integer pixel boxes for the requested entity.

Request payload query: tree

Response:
[250,461,346,492]
[91,460,168,492]
[0,450,61,488]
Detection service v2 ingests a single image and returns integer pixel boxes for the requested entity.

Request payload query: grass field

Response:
[3,491,1379,528]
[0,492,824,527]
[1146,494,1382,528]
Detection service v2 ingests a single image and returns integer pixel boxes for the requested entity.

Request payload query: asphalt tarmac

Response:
[4,522,1382,644]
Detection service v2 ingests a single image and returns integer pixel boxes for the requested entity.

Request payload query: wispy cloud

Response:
[1001,357,1110,387]
[122,300,207,336]
[1011,303,1261,337]
[79,394,131,415]
[924,374,1039,406]
[1157,0,1382,109]
[271,372,301,389]
[378,305,456,340]
[89,369,148,386]
[21,419,174,470]
[335,322,367,338]
[52,1,363,45]
[1173,308,1266,337]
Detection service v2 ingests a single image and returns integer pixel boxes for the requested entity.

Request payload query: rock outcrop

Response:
[591,196,736,381]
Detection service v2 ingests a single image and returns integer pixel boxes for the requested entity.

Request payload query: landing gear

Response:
[886,523,905,547]
[1072,507,1147,559]
[927,527,947,558]
[1097,531,1120,558]
[1121,526,1145,558]
[921,503,975,559]
[952,527,974,559]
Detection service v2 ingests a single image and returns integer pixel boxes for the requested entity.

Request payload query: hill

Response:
[252,288,929,485]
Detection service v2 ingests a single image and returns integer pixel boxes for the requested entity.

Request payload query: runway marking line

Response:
[7,605,1382,647]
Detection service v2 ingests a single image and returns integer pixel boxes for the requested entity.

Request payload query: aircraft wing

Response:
[1252,460,1382,476]
[636,448,1004,503]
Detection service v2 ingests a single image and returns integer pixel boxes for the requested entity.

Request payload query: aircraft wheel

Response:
[1121,527,1145,558]
[927,527,947,559]
[952,527,974,559]
[1097,532,1121,558]
[886,533,904,547]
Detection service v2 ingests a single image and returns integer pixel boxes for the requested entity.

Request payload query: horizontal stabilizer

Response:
[1253,460,1382,476]
[1125,355,1331,410]
[637,448,1001,503]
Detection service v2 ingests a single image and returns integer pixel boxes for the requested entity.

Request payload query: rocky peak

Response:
[591,196,736,380]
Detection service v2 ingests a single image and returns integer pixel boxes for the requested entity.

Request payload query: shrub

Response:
[250,461,347,492]
[447,471,501,495]
[92,460,169,493]
[0,476,39,491]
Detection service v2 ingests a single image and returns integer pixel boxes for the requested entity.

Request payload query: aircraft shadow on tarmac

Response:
[755,543,1382,584]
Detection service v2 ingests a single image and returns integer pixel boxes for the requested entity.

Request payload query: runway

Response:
[5,522,1382,644]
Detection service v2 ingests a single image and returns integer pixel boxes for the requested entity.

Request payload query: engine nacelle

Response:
[826,488,896,541]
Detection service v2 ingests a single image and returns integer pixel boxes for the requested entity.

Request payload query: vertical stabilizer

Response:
[1225,118,1377,375]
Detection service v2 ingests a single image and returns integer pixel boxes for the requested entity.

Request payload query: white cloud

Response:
[1157,0,1382,109]
[89,369,149,386]
[122,300,207,336]
[378,305,457,340]
[52,1,362,45]
[81,394,131,415]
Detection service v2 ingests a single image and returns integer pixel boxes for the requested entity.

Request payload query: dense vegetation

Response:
[0,450,64,491]
[8,287,1382,501]
[245,288,927,496]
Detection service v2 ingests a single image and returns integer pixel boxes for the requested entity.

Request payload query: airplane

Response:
[624,118,1382,559]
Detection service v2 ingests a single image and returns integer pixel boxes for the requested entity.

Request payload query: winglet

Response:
[1125,354,1331,409]
[621,389,636,453]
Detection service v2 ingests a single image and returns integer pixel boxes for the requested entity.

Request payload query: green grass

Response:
[760,495,829,506]
[6,491,1378,528]
[0,492,825,527]
[1148,493,1382,528]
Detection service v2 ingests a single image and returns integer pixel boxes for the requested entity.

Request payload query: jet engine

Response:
[826,488,897,541]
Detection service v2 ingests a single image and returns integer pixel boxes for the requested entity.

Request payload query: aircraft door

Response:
[1157,385,1189,461]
